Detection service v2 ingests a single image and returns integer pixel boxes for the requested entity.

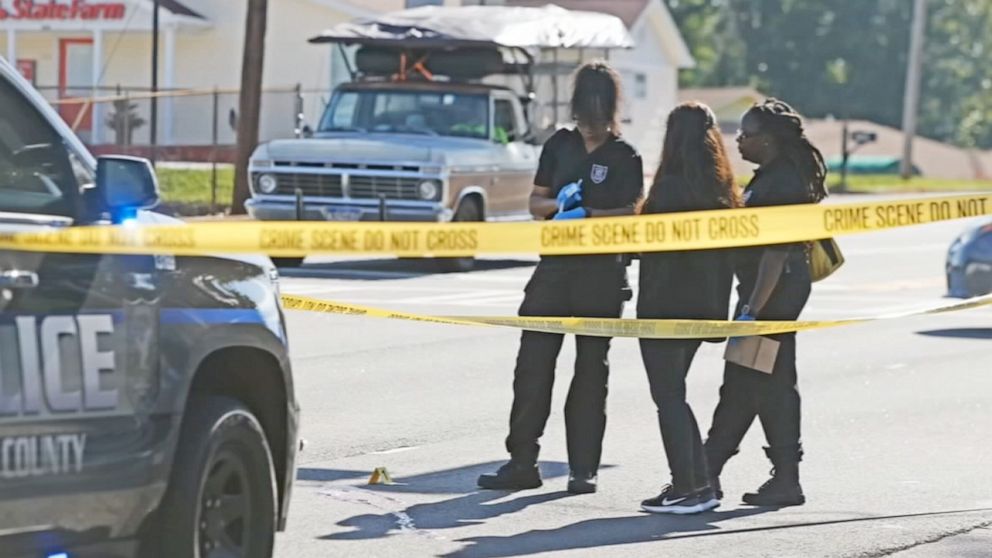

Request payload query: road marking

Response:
[283,284,482,295]
[814,277,944,292]
[842,243,948,256]
[371,446,419,455]
[392,289,519,305]
[319,485,446,541]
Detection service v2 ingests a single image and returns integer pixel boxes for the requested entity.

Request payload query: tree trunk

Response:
[231,0,268,215]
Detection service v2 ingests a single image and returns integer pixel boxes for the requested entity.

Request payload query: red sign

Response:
[15,59,36,84]
[0,0,126,21]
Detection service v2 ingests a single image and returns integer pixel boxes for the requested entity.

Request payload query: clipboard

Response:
[724,336,781,374]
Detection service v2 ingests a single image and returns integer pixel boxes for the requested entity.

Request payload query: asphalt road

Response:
[272,198,992,558]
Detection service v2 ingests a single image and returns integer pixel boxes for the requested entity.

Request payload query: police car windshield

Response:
[319,89,490,140]
[0,78,77,218]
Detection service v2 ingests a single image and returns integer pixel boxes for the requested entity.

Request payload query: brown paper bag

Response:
[724,336,781,374]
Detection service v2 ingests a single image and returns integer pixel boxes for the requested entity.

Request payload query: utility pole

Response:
[900,0,927,180]
[839,120,849,193]
[232,0,268,214]
[150,0,159,165]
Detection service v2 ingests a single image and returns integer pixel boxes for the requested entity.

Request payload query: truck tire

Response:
[271,257,305,268]
[156,396,277,558]
[437,198,480,273]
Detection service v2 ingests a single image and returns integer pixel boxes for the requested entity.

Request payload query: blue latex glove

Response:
[728,312,755,345]
[553,206,588,220]
[556,179,583,212]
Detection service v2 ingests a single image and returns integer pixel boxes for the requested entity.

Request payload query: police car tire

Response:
[272,257,305,268]
[156,396,277,558]
[437,198,480,272]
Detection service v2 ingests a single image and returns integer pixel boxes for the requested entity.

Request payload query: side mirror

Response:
[96,156,160,223]
[302,124,314,138]
[520,124,538,145]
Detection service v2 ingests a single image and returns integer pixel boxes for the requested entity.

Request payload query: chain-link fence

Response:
[39,85,333,162]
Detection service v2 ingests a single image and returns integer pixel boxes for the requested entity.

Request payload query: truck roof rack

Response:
[308,5,634,51]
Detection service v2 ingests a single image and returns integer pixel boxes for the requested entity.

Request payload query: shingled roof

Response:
[157,0,205,20]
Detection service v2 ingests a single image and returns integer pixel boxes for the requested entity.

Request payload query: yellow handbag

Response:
[809,238,845,282]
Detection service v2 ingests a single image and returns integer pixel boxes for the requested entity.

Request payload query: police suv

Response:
[0,59,298,557]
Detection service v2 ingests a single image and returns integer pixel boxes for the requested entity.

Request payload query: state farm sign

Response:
[0,0,126,21]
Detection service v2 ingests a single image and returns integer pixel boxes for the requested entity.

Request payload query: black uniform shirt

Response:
[535,128,644,214]
[535,128,644,267]
[736,157,815,293]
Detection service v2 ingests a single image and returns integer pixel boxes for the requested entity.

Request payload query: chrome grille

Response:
[349,175,422,200]
[258,172,425,200]
[268,173,344,197]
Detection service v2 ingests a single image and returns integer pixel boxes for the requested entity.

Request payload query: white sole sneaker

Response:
[641,502,703,515]
[699,497,721,511]
[641,498,721,515]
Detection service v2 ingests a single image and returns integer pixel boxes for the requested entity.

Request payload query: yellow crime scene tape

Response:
[0,193,989,257]
[279,292,992,339]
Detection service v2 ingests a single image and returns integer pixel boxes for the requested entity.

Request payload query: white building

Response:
[505,0,694,173]
[0,0,374,153]
[0,0,693,168]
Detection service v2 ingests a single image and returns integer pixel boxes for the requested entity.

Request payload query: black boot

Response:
[566,470,597,494]
[742,446,805,507]
[477,461,542,490]
[703,442,739,500]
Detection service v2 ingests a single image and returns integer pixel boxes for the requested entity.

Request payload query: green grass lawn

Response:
[826,174,992,193]
[156,167,234,209]
[734,173,992,193]
[154,168,992,215]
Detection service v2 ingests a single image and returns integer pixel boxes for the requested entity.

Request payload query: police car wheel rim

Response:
[200,448,252,556]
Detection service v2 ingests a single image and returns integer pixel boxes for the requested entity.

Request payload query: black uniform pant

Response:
[706,269,810,468]
[639,339,709,493]
[505,262,629,473]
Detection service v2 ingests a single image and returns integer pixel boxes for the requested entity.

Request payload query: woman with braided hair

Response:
[704,98,827,507]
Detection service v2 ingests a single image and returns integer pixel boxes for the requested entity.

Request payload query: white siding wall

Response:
[610,17,678,175]
[2,0,350,145]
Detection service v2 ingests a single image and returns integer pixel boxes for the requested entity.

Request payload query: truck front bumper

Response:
[246,197,453,222]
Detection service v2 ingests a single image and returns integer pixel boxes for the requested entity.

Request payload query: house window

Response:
[634,73,647,100]
[406,0,443,7]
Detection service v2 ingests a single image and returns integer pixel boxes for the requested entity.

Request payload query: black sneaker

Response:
[696,486,721,511]
[741,472,805,507]
[566,471,597,494]
[710,476,724,500]
[641,484,719,515]
[477,461,542,490]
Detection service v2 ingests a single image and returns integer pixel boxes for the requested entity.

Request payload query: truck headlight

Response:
[258,174,278,194]
[418,180,440,200]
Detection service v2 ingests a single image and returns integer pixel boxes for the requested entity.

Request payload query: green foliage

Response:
[665,0,992,149]
[826,174,992,193]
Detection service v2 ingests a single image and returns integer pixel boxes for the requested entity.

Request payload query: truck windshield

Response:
[319,89,490,139]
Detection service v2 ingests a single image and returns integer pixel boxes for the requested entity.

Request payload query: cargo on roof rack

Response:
[308,4,634,51]
[310,4,633,81]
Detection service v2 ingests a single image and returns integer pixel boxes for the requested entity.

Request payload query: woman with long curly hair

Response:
[637,102,741,514]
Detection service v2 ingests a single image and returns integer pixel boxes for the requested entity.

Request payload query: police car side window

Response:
[0,78,78,217]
